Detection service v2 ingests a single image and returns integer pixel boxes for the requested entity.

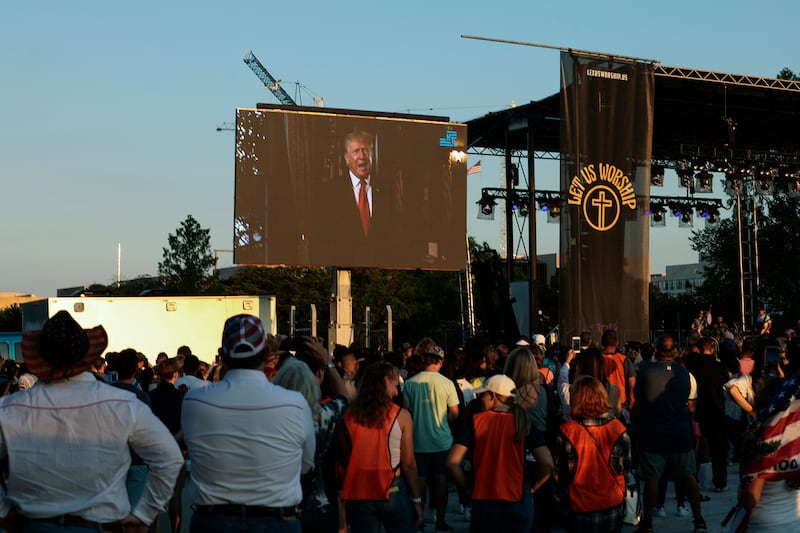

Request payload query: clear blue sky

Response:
[3,0,798,296]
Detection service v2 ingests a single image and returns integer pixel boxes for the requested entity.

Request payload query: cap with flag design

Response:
[222,314,268,359]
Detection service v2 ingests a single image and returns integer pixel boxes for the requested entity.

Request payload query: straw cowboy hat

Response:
[22,310,108,382]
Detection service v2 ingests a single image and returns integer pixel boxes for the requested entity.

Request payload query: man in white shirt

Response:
[175,354,210,392]
[0,310,184,532]
[181,314,315,533]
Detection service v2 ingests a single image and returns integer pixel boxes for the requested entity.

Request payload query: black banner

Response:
[559,52,654,343]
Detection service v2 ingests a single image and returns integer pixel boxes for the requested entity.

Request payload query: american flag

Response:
[741,370,800,481]
[467,160,482,175]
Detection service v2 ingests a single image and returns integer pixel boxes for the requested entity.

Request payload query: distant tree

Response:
[222,266,330,330]
[691,191,800,331]
[0,305,22,331]
[777,67,799,81]
[158,215,216,293]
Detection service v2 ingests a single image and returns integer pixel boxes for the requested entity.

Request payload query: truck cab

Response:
[0,332,23,362]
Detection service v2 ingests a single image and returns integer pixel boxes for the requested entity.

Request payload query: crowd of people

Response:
[1,309,800,533]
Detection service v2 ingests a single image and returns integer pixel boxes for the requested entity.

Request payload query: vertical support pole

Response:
[310,304,317,337]
[289,305,297,336]
[504,130,514,287]
[386,305,393,354]
[365,306,372,349]
[527,118,538,338]
[328,267,353,353]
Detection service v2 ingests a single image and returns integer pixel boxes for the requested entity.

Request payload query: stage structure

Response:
[465,37,800,340]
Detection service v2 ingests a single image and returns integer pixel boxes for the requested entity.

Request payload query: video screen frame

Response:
[234,105,468,270]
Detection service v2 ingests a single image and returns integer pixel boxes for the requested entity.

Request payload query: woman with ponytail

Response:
[447,374,554,532]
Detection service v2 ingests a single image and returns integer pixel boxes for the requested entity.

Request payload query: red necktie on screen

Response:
[358,179,370,237]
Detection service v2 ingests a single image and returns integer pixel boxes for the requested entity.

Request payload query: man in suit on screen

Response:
[313,130,400,267]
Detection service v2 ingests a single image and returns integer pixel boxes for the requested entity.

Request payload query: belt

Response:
[195,504,296,519]
[29,514,124,531]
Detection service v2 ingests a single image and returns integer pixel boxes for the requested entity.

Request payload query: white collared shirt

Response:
[0,372,184,524]
[181,368,315,507]
[175,374,209,391]
[349,171,372,215]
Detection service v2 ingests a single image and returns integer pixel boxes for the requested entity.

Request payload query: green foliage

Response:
[158,215,217,294]
[222,266,330,332]
[0,305,22,331]
[351,268,463,349]
[777,67,799,81]
[689,216,742,316]
[220,265,464,350]
[755,192,800,324]
[690,192,800,331]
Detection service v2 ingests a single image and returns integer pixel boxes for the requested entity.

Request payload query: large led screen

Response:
[234,106,468,270]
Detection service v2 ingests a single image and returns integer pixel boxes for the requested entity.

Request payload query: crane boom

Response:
[243,50,296,106]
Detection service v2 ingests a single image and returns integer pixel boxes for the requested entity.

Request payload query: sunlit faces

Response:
[344,138,372,180]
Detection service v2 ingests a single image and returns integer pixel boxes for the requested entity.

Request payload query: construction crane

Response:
[243,50,297,106]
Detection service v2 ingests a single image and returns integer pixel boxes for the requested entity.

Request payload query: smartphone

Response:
[571,336,581,353]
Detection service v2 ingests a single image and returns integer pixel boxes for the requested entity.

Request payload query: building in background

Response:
[650,263,704,298]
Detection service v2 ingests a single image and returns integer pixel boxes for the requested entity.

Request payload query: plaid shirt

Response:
[554,416,632,529]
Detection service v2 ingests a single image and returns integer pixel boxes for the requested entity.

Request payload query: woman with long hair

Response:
[447,374,554,532]
[554,376,631,533]
[572,347,622,418]
[504,346,548,434]
[337,361,423,533]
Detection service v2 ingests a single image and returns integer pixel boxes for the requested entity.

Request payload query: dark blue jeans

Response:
[23,524,103,533]
[189,511,301,533]
[470,488,534,533]
[344,476,417,533]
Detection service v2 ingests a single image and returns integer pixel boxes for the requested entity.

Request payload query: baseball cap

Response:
[532,334,546,347]
[422,345,445,360]
[474,374,516,398]
[222,314,267,359]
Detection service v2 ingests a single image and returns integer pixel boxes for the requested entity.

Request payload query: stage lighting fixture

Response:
[695,169,713,193]
[725,168,743,196]
[519,202,529,217]
[676,161,694,189]
[544,199,561,223]
[650,164,664,186]
[788,171,800,198]
[756,166,776,195]
[679,208,693,228]
[649,204,666,227]
[477,194,496,220]
[705,207,720,228]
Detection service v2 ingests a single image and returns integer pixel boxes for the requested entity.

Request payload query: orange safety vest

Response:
[560,419,626,512]
[603,352,627,405]
[472,410,525,502]
[341,403,401,501]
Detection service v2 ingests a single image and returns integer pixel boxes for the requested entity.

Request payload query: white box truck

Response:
[21,295,276,361]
